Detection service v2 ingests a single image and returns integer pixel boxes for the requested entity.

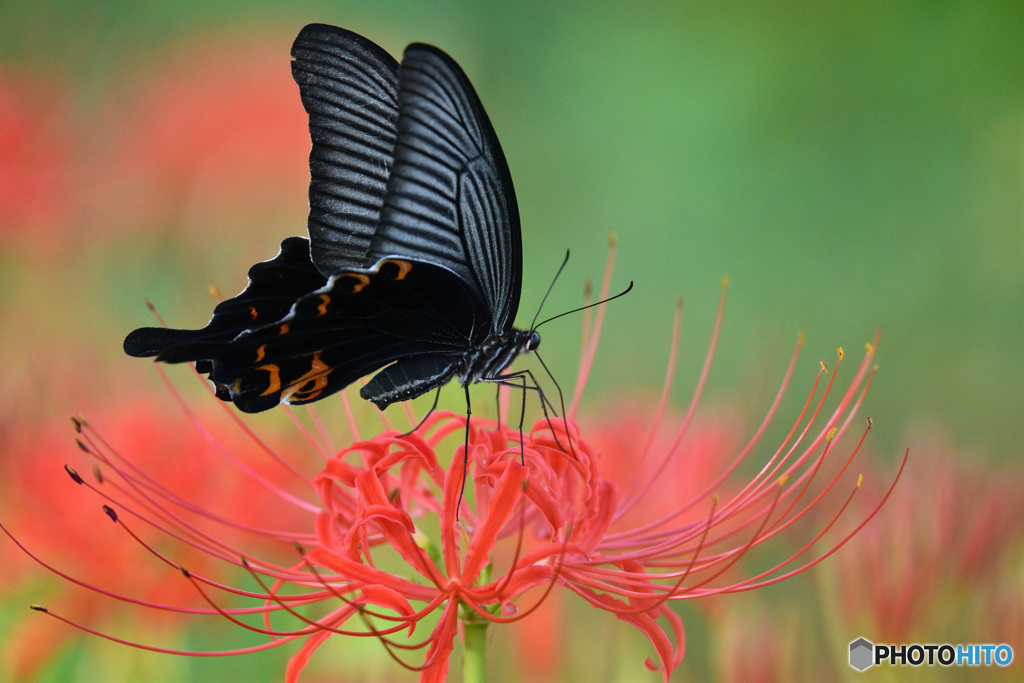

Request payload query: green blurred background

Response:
[2,1,1021,681]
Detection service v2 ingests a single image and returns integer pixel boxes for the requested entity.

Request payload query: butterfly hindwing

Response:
[123,236,325,359]
[194,257,490,412]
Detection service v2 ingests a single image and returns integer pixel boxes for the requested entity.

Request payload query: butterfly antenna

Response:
[530,250,571,331]
[534,281,634,330]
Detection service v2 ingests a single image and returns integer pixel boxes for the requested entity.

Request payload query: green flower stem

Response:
[463,617,488,683]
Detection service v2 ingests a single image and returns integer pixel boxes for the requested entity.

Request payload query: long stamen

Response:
[569,233,618,418]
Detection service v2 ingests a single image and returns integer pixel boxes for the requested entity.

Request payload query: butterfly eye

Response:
[527,331,541,351]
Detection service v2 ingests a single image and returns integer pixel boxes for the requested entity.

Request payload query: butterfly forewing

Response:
[291,24,401,276]
[371,44,522,333]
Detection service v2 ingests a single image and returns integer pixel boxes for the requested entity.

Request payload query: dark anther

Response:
[64,465,84,484]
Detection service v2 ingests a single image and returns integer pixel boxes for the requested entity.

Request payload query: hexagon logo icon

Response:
[849,637,874,671]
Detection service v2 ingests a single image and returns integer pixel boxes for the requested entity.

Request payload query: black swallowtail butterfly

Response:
[125,23,543,419]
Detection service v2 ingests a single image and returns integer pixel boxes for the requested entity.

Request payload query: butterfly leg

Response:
[532,350,577,460]
[494,383,503,431]
[399,385,443,437]
[456,384,472,518]
[487,370,528,466]
[486,368,577,461]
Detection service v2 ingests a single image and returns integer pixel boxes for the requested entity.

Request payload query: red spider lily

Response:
[505,402,743,675]
[2,249,904,681]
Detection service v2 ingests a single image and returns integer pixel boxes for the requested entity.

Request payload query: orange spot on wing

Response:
[278,324,290,335]
[282,350,333,404]
[317,294,330,315]
[383,259,413,280]
[255,344,266,362]
[343,273,371,293]
[256,363,281,397]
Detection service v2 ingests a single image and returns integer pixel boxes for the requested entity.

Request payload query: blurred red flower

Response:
[0,68,74,249]
[93,34,308,239]
[830,428,1024,644]
[1,30,309,256]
